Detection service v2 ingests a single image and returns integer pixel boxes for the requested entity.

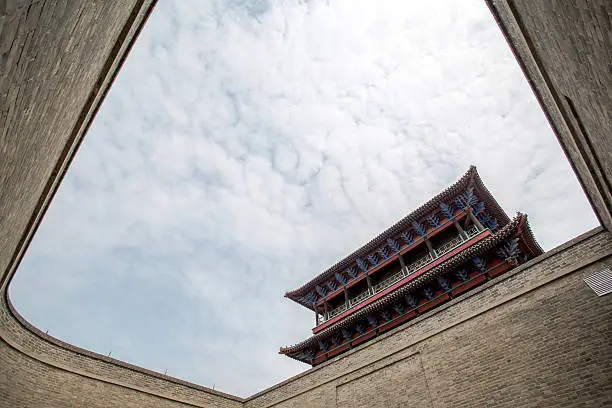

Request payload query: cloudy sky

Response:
[9,0,597,397]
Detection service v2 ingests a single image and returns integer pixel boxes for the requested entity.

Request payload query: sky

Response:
[9,0,598,398]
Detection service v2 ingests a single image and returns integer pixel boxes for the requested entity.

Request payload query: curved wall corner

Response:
[0,1,243,407]
[0,289,242,407]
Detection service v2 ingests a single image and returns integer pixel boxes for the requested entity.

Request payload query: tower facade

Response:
[281,166,543,365]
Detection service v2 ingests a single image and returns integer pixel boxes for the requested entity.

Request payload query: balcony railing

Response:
[326,302,347,320]
[466,226,480,238]
[434,234,465,256]
[317,225,483,325]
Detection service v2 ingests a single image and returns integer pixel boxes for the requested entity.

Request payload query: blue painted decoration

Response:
[440,202,455,219]
[387,238,401,253]
[367,253,379,267]
[426,214,441,229]
[356,258,369,272]
[341,328,352,340]
[486,218,498,230]
[302,292,318,305]
[438,276,452,291]
[455,268,470,282]
[456,187,478,209]
[472,256,487,272]
[478,212,491,223]
[497,237,521,259]
[400,231,414,246]
[412,220,428,238]
[405,294,419,309]
[378,246,391,260]
[472,201,485,216]
[335,272,349,286]
[326,281,338,292]
[346,266,359,279]
[423,287,435,300]
[393,302,405,315]
[315,285,328,298]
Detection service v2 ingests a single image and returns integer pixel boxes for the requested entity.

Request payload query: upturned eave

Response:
[285,166,511,310]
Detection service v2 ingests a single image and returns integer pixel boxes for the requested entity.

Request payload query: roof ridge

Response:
[280,213,526,354]
[517,212,544,255]
[284,166,479,301]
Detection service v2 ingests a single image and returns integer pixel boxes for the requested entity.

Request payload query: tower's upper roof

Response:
[280,212,543,362]
[285,166,511,309]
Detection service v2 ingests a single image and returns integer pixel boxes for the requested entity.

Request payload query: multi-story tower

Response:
[280,166,543,365]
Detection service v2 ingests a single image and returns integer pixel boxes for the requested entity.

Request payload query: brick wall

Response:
[2,231,608,407]
[0,292,242,407]
[0,2,242,406]
[487,0,611,229]
[0,1,156,290]
[245,228,612,407]
[0,341,240,408]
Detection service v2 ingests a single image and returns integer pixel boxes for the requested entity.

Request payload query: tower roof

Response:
[280,213,542,362]
[285,166,511,309]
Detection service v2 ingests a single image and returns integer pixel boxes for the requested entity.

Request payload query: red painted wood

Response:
[489,258,504,268]
[327,343,350,358]
[313,354,327,365]
[451,275,487,296]
[351,330,377,346]
[314,212,470,307]
[313,229,491,333]
[488,261,511,278]
[378,310,418,333]
[417,294,450,313]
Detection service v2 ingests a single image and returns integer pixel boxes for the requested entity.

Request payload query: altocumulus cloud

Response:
[10,0,597,397]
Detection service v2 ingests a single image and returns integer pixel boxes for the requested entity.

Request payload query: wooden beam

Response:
[469,210,484,230]
[453,220,467,239]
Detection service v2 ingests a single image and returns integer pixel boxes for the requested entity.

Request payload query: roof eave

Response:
[280,214,533,353]
[285,166,487,300]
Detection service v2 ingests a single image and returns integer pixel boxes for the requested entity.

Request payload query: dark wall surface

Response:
[1,1,152,289]
[0,1,243,406]
[487,0,611,229]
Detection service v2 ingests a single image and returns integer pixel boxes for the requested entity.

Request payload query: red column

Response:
[468,210,484,230]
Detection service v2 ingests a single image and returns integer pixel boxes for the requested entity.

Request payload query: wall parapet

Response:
[245,227,611,407]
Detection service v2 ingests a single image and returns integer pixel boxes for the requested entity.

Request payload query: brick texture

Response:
[0,1,156,290]
[0,341,238,408]
[0,2,242,406]
[336,353,432,408]
[1,230,608,407]
[487,0,611,229]
[245,229,612,407]
[1,292,242,407]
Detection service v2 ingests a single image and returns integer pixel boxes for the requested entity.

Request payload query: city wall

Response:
[245,228,611,407]
[1,228,610,407]
[487,0,611,230]
[0,1,242,406]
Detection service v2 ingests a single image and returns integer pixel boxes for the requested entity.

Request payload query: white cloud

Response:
[9,0,597,397]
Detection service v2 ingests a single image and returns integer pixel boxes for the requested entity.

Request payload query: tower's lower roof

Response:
[280,213,541,362]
